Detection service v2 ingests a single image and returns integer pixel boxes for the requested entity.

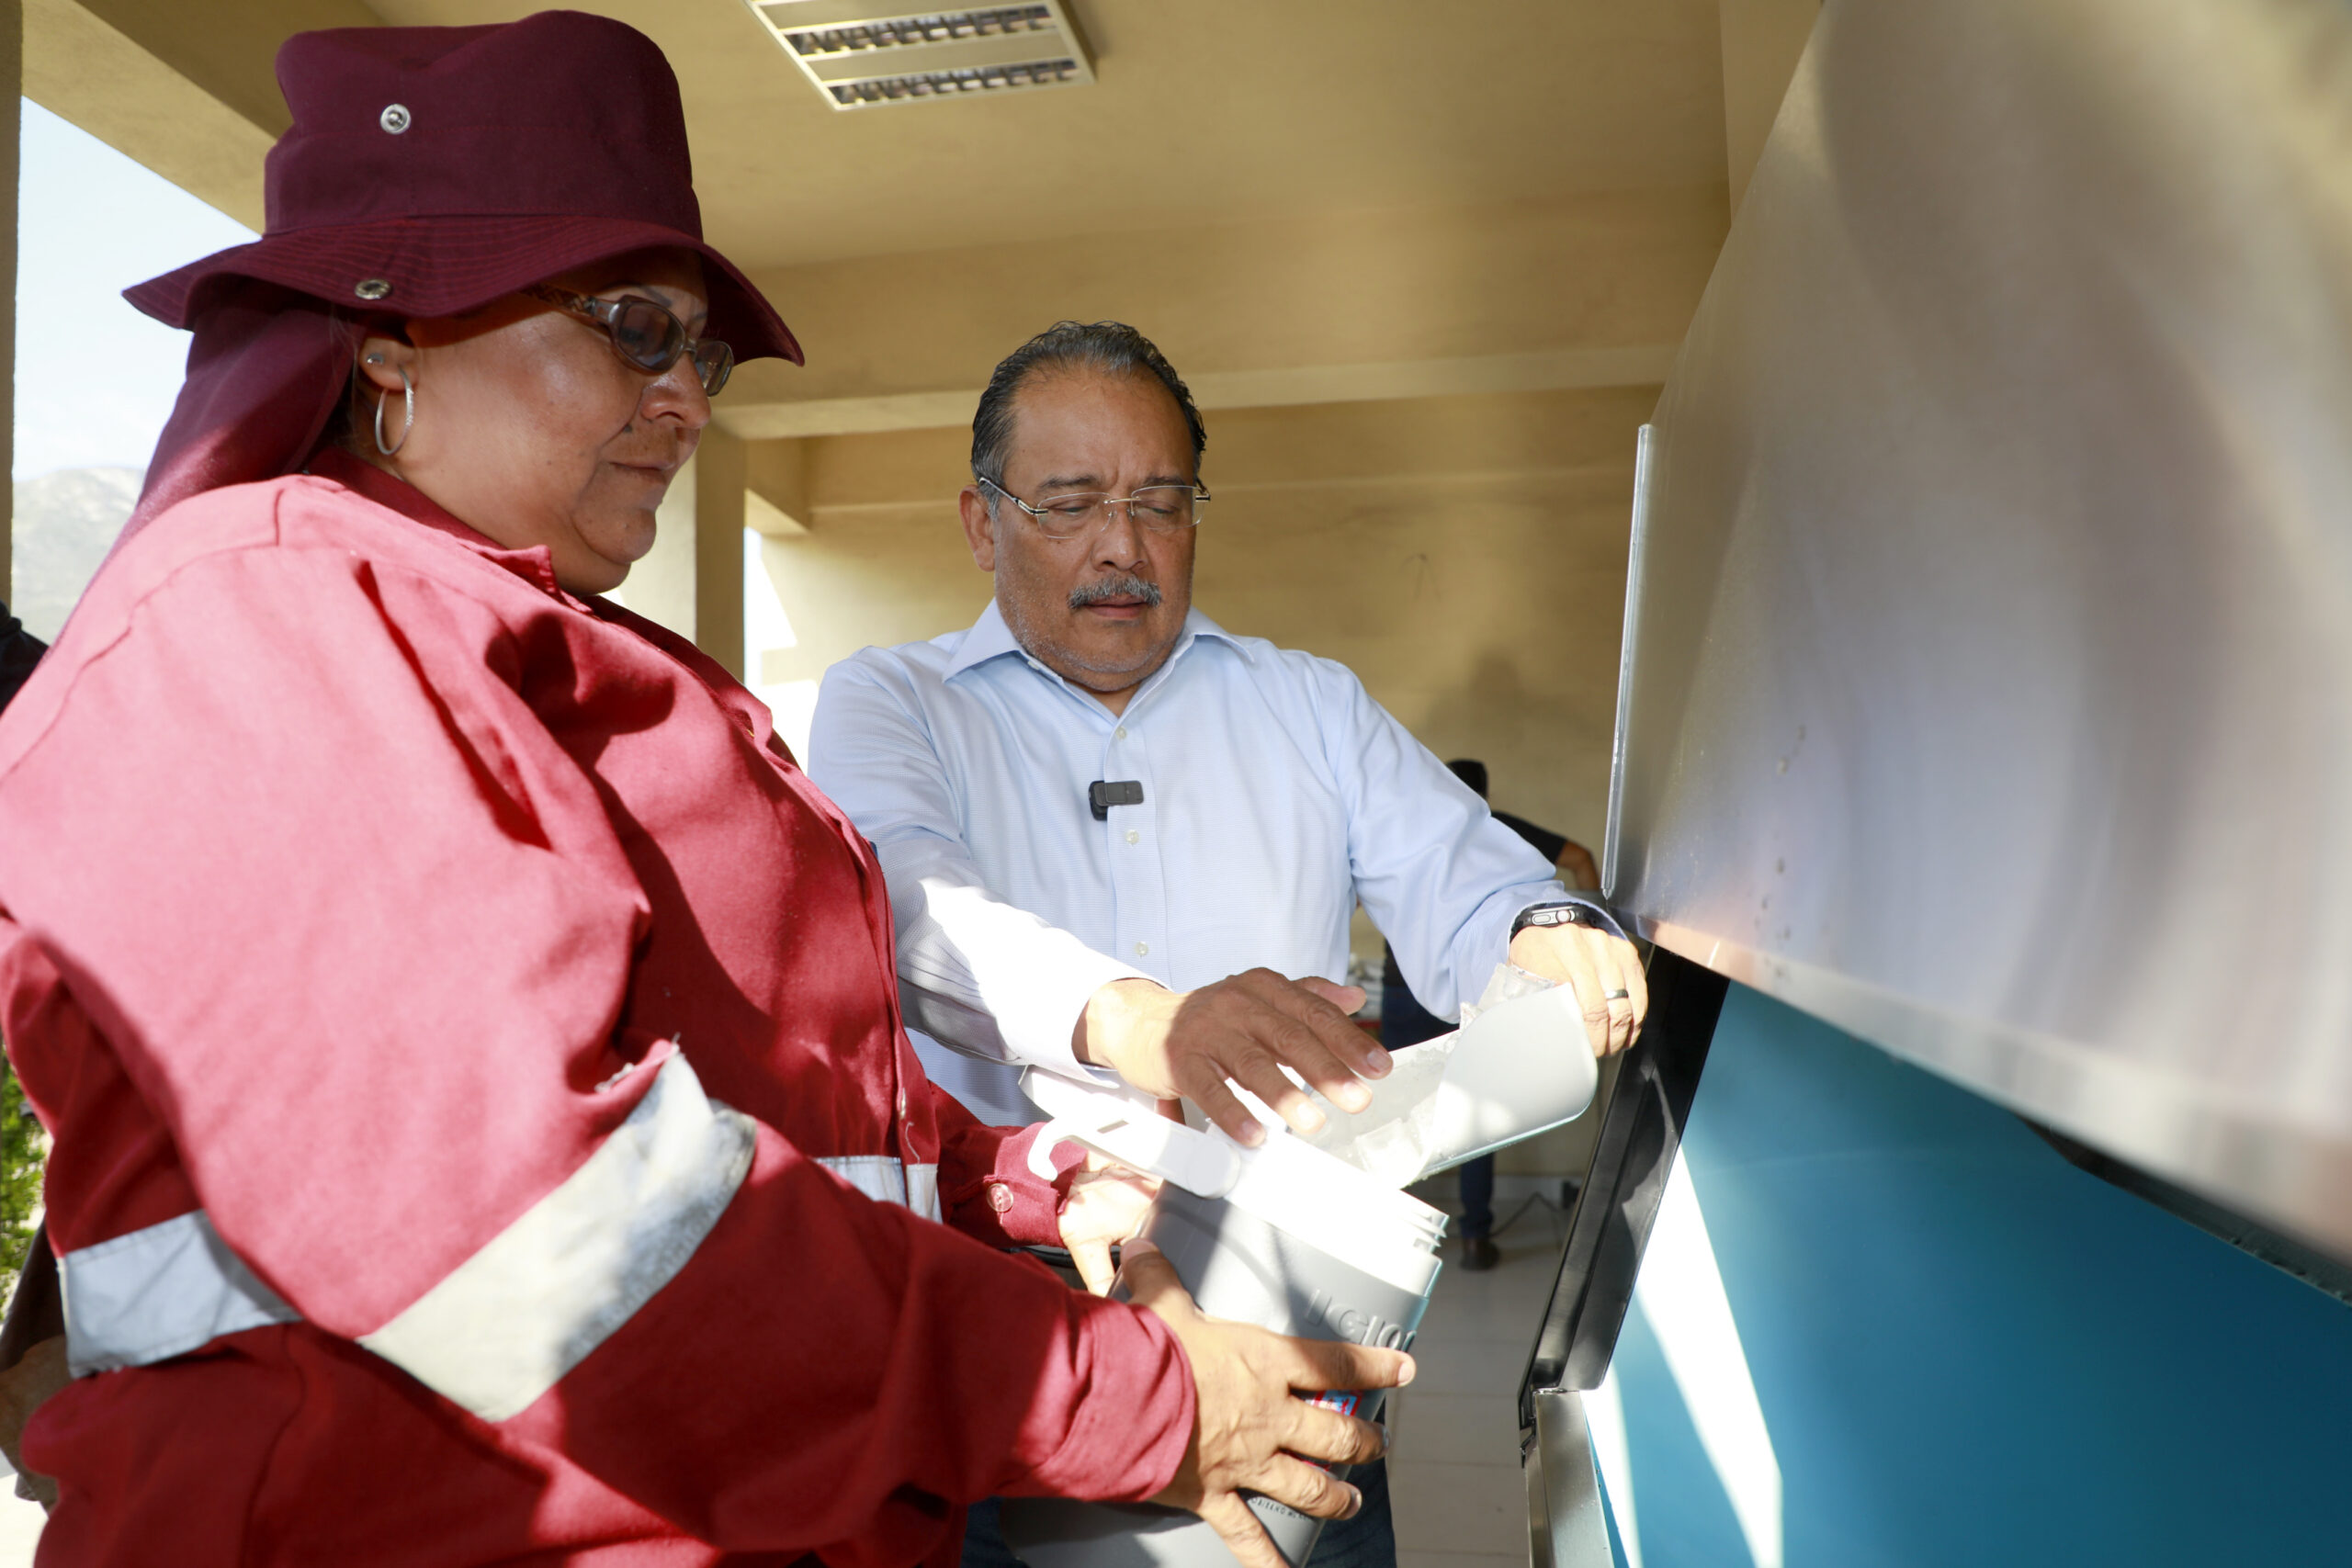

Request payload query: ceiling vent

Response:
[749,2,1096,110]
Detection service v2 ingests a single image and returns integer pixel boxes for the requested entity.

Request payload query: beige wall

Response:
[719,186,1724,432]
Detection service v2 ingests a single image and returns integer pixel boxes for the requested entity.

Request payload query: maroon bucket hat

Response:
[115,10,798,547]
[125,9,800,366]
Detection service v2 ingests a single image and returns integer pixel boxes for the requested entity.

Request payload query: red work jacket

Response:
[0,454,1193,1565]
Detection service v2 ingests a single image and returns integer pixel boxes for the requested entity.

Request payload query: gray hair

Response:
[970,321,1206,495]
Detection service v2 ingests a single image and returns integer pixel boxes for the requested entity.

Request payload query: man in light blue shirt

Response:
[812,321,1645,1145]
[810,321,1647,1568]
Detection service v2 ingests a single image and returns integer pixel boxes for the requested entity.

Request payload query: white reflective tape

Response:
[61,1210,300,1377]
[818,1154,907,1206]
[359,1053,756,1423]
[817,1156,940,1221]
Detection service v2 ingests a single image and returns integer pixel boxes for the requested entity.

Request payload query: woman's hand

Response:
[1121,1241,1410,1568]
[1057,1153,1161,1295]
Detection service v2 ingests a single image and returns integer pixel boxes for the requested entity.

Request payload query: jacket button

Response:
[379,103,412,134]
[986,1181,1014,1213]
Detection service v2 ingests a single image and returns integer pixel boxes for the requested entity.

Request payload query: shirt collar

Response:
[309,447,570,602]
[944,598,1253,689]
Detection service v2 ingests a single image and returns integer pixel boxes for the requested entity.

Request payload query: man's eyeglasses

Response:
[523,285,735,397]
[978,476,1212,541]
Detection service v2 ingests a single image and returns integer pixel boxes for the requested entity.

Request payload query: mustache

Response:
[1069,574,1164,611]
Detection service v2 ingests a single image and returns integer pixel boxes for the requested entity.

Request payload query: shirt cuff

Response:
[998,949,1157,1080]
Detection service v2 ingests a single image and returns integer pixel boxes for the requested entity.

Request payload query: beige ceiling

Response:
[29,0,1784,434]
[367,0,1730,271]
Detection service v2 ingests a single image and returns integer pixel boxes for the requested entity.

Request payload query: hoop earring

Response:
[374,366,414,457]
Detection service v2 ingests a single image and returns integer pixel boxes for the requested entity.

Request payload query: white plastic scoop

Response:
[1294,976,1600,1186]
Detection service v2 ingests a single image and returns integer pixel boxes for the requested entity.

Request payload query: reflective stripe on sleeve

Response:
[61,1210,301,1378]
[818,1155,942,1222]
[358,1052,757,1422]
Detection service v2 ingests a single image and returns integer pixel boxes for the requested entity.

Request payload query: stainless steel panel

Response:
[1526,1390,1613,1568]
[1521,948,1724,1405]
[1614,0,2352,1256]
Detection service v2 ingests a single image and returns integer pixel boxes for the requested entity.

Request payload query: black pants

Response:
[1456,1152,1496,1239]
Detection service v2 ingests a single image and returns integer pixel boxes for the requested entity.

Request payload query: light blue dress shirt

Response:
[808,602,1565,1122]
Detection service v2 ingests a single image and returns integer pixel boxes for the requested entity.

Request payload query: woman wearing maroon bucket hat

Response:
[0,13,1403,1566]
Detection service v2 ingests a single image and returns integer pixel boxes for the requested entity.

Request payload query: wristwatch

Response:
[1510,901,1591,939]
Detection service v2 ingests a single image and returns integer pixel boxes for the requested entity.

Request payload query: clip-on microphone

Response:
[1089,780,1144,820]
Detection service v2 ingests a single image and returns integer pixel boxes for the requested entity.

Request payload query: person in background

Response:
[0,22,1402,1566]
[809,320,1649,1568]
[0,604,41,711]
[1378,759,1600,1272]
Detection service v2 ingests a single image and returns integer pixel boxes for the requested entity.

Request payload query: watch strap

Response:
[1510,894,1628,942]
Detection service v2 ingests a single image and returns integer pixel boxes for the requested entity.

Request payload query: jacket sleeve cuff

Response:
[998,1292,1196,1504]
[938,1120,1084,1251]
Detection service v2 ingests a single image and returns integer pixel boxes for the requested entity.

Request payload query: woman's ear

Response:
[355,327,418,393]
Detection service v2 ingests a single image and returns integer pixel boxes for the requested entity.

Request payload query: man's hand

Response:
[1123,1242,1408,1568]
[1074,971,1389,1145]
[1508,923,1648,1056]
[1057,1153,1161,1295]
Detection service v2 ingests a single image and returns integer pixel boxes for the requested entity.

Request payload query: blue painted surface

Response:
[1610,983,2352,1567]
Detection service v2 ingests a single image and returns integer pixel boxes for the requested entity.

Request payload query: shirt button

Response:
[1125,829,1139,844]
[1114,726,1127,739]
[379,103,412,134]
[1135,941,1149,956]
[986,1181,1014,1214]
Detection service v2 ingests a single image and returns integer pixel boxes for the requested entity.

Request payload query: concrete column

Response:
[693,424,746,679]
[2,0,22,601]
[628,453,700,640]
[745,437,811,536]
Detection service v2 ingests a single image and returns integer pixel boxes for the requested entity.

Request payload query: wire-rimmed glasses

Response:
[978,476,1212,540]
[523,284,735,397]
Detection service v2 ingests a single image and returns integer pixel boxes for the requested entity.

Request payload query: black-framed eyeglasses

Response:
[978,476,1212,541]
[523,285,735,397]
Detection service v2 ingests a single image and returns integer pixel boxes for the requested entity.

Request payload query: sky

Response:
[14,99,258,480]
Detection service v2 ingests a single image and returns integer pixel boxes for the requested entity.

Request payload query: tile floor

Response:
[0,1463,39,1564]
[1385,1174,1567,1568]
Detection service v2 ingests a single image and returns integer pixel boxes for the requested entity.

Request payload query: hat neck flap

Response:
[121,281,359,551]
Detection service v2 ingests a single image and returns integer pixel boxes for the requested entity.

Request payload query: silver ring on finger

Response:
[1605,987,1631,1002]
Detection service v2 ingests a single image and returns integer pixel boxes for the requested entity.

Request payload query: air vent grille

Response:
[827,59,1082,106]
[750,0,1095,110]
[786,6,1055,57]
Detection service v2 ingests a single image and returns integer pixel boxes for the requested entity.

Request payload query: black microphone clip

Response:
[1089,780,1145,820]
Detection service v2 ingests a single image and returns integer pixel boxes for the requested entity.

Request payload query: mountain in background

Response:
[10,468,141,642]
